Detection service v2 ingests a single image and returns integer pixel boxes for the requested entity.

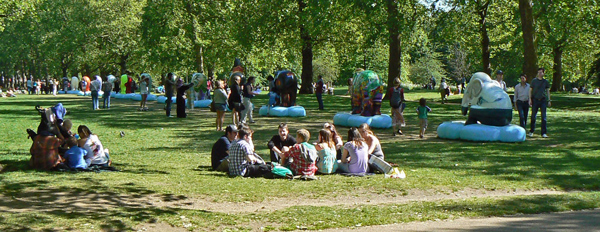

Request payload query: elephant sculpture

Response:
[71,76,79,91]
[274,70,298,107]
[120,74,128,94]
[191,73,207,100]
[461,72,512,126]
[351,70,384,116]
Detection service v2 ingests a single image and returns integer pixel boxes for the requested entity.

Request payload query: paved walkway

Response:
[318,209,600,232]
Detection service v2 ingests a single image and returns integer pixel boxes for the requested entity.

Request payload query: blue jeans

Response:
[530,98,547,135]
[516,100,529,129]
[316,93,323,109]
[103,92,111,108]
[91,91,99,109]
[165,93,173,116]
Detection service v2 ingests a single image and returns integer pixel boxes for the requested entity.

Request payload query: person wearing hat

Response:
[211,124,238,172]
[496,70,507,92]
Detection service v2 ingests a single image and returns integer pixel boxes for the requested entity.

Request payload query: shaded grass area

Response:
[0,91,599,230]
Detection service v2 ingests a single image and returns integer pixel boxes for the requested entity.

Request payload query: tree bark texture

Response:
[298,0,313,94]
[385,0,401,100]
[519,0,538,82]
[551,45,563,92]
[478,2,491,75]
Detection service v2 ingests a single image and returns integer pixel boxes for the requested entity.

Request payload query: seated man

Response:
[211,125,238,172]
[62,137,89,169]
[228,125,271,177]
[280,129,318,177]
[267,123,296,163]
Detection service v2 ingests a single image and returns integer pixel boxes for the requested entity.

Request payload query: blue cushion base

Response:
[333,112,392,129]
[437,121,526,142]
[258,106,306,117]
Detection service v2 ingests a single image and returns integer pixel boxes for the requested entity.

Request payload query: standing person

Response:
[267,123,297,164]
[338,127,369,174]
[315,75,324,110]
[417,98,432,138]
[213,80,229,131]
[528,68,551,138]
[495,70,507,92]
[102,76,113,109]
[90,76,102,110]
[164,73,175,117]
[513,74,530,129]
[26,77,33,95]
[389,77,405,136]
[51,78,58,96]
[430,76,436,90]
[139,75,150,111]
[346,77,353,95]
[439,78,450,104]
[241,76,258,124]
[211,125,238,172]
[228,125,271,177]
[280,129,318,177]
[176,78,194,118]
[228,75,243,125]
[315,129,338,174]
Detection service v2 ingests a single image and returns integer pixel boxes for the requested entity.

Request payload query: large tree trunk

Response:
[194,45,204,73]
[551,45,563,92]
[119,53,129,75]
[298,0,313,94]
[519,0,538,82]
[478,3,491,75]
[385,0,401,100]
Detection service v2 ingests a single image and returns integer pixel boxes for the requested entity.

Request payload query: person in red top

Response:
[280,129,318,176]
[315,75,324,110]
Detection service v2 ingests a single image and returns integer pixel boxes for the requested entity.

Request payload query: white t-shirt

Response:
[83,134,109,165]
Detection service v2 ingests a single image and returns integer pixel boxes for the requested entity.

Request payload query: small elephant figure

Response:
[274,70,298,107]
[351,70,384,116]
[191,73,207,101]
[461,72,512,126]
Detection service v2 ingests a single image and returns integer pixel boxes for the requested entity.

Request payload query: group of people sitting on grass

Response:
[211,122,387,179]
[26,103,112,171]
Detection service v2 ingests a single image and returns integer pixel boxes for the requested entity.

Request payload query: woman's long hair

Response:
[319,129,335,149]
[347,127,365,147]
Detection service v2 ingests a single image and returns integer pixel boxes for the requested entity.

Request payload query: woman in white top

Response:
[78,125,111,166]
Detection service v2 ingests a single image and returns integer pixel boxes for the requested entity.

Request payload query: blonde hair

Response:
[296,129,310,142]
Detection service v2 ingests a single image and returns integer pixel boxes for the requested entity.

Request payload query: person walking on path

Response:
[102,76,114,109]
[417,98,432,138]
[90,76,102,110]
[513,74,530,129]
[315,75,325,110]
[528,68,551,138]
[389,77,405,136]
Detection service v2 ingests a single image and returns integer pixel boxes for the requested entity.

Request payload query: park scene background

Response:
[1,0,600,231]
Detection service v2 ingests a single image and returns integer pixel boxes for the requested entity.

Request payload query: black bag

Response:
[233,102,245,111]
[210,101,216,112]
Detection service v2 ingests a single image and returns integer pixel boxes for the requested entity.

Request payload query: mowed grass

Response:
[0,89,599,231]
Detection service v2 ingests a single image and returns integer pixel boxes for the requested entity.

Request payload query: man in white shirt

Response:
[513,74,530,129]
[496,70,507,92]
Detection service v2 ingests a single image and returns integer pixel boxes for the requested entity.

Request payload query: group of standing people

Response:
[512,68,551,138]
[211,121,389,178]
[212,75,258,131]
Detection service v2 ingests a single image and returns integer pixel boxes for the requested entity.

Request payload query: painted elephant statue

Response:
[351,70,384,116]
[71,76,79,91]
[461,72,512,126]
[120,74,128,94]
[191,73,207,100]
[274,70,298,107]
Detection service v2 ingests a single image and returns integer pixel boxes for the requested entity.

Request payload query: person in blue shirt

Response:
[63,137,89,169]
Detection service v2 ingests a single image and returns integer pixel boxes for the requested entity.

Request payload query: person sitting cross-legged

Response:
[280,129,318,177]
[211,125,238,172]
[228,125,271,177]
[63,137,89,170]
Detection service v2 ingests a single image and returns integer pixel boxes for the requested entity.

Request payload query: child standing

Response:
[389,77,405,136]
[416,98,432,138]
[139,75,150,111]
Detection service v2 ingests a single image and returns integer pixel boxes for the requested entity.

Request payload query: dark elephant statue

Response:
[274,70,298,107]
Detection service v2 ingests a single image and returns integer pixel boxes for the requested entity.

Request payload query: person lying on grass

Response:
[78,125,111,167]
[280,129,318,177]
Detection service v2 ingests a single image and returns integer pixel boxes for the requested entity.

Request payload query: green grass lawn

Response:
[1,89,599,231]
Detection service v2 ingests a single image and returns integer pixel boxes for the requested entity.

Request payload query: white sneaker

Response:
[527,132,533,137]
[542,134,548,138]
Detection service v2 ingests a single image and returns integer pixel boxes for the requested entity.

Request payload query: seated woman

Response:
[338,127,369,174]
[323,122,343,159]
[315,129,337,174]
[358,123,384,160]
[78,125,111,167]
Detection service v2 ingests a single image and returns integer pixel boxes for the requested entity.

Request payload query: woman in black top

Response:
[228,75,243,125]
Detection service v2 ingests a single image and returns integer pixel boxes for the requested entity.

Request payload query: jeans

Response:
[316,93,324,109]
[103,92,111,108]
[28,87,33,95]
[530,98,547,135]
[241,97,254,123]
[516,100,529,129]
[91,91,99,109]
[165,93,173,116]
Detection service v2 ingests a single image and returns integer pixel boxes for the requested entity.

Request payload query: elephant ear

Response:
[467,79,483,100]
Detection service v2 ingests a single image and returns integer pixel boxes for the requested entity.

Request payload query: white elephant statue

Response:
[461,72,512,126]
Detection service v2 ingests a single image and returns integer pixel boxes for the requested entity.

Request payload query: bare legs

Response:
[216,110,226,131]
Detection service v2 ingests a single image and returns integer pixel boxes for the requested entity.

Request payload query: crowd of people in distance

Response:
[211,122,390,179]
